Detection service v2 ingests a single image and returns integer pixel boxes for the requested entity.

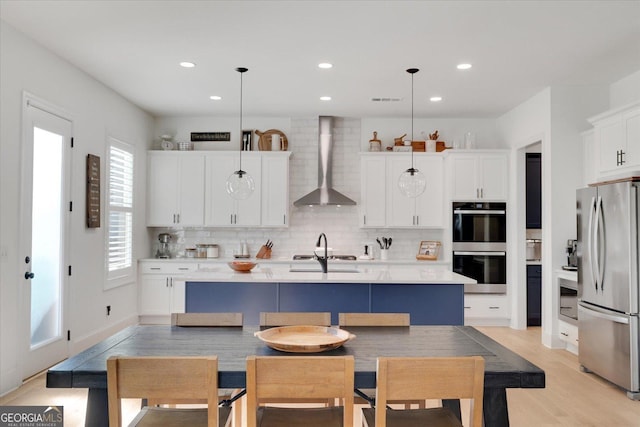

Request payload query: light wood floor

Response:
[1,327,638,426]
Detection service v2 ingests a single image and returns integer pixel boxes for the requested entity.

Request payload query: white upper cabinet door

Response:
[386,154,417,227]
[414,155,444,227]
[623,108,640,169]
[451,155,480,200]
[450,152,508,201]
[147,153,179,226]
[178,155,205,226]
[205,152,261,226]
[479,154,508,200]
[597,114,624,173]
[261,152,291,227]
[147,152,205,226]
[360,154,387,227]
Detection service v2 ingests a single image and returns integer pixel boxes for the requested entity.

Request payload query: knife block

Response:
[256,245,272,259]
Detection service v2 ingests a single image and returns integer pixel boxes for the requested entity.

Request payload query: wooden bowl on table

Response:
[228,261,257,273]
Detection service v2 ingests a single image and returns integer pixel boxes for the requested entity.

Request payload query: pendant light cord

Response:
[406,68,419,171]
[236,67,248,174]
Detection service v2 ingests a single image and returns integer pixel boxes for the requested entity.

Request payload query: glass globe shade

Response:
[226,170,255,200]
[398,168,426,198]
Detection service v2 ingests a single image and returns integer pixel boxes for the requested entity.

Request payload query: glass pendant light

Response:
[398,68,426,198]
[226,67,255,200]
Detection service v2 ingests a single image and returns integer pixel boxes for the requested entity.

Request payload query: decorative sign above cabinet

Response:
[190,132,231,142]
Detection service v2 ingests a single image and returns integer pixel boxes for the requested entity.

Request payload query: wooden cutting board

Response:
[255,129,288,151]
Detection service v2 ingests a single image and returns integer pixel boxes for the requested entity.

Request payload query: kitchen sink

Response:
[289,268,361,273]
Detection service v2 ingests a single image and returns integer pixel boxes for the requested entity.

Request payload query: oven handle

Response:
[453,210,506,215]
[454,251,506,256]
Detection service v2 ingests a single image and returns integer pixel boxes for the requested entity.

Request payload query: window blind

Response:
[107,143,134,279]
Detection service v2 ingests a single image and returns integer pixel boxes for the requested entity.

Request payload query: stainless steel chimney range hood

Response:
[293,116,356,207]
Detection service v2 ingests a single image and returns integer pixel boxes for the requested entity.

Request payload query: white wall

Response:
[609,69,640,109]
[495,85,610,344]
[0,21,153,395]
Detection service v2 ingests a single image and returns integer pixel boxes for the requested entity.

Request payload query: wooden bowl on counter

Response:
[228,261,257,273]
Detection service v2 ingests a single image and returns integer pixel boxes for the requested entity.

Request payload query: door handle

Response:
[25,271,35,280]
[587,196,597,291]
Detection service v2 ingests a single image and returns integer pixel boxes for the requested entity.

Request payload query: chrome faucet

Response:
[314,233,328,273]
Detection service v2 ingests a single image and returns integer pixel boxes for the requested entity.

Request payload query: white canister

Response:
[207,244,219,258]
[426,140,436,152]
[380,249,389,260]
[271,134,280,151]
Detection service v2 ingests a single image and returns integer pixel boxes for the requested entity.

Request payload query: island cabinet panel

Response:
[185,281,464,326]
[278,283,370,325]
[185,282,278,325]
[371,284,464,325]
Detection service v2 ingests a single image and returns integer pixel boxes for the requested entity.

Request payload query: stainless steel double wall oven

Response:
[452,202,507,294]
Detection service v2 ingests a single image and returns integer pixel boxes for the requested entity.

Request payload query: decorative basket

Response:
[177,141,194,151]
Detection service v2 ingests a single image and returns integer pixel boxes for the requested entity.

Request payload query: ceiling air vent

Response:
[371,97,403,102]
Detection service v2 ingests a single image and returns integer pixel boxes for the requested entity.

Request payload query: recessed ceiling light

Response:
[180,61,196,68]
[320,96,332,101]
[318,63,333,69]
[209,95,222,100]
[457,63,472,70]
[430,96,443,102]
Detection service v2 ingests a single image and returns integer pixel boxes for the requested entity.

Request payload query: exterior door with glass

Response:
[20,97,71,378]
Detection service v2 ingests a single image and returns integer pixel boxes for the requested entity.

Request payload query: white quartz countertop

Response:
[182,264,476,285]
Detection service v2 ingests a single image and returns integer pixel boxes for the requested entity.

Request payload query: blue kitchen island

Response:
[184,264,475,325]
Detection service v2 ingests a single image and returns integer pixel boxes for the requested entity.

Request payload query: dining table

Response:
[47,324,545,427]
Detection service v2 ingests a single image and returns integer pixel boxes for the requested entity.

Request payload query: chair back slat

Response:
[171,312,243,326]
[259,311,331,327]
[338,312,410,327]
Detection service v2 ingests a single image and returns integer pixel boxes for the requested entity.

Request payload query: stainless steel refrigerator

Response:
[577,178,639,400]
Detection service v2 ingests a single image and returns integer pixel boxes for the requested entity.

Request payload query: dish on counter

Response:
[228,261,257,272]
[254,325,355,353]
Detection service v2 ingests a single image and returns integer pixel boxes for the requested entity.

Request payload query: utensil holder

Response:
[256,245,272,259]
[380,249,389,261]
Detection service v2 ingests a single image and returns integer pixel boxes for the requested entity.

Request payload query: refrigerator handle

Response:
[587,196,598,291]
[595,195,606,292]
[578,302,629,325]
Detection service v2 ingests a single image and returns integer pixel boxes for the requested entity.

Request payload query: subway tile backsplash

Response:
[151,117,445,261]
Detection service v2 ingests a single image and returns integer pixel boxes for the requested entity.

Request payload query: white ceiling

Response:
[1,1,639,118]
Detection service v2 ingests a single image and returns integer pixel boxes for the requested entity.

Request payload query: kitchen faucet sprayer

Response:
[315,233,329,273]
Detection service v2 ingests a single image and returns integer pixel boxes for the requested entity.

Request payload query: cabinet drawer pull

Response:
[178,267,189,271]
[560,332,569,337]
[489,306,500,309]
[150,267,161,271]
[464,306,472,309]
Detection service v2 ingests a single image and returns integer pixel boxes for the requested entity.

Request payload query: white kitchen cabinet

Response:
[359,153,445,228]
[558,319,579,355]
[590,102,640,177]
[138,261,198,323]
[360,154,387,227]
[463,294,510,326]
[450,151,508,201]
[205,152,262,227]
[261,152,291,227]
[386,154,445,227]
[147,152,205,226]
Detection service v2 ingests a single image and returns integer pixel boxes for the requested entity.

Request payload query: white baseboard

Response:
[138,315,171,325]
[464,317,511,327]
[70,314,138,355]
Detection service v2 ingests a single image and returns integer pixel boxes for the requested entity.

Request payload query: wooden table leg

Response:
[483,387,509,427]
[85,388,109,427]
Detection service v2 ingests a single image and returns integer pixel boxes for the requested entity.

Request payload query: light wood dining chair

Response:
[245,355,355,427]
[107,356,231,427]
[259,311,331,327]
[338,312,410,327]
[338,313,416,409]
[361,356,485,427]
[171,312,243,327]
